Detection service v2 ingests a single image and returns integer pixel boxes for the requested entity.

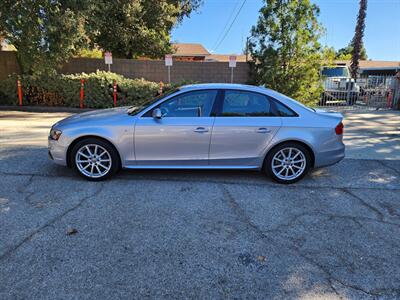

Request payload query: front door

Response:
[134,90,218,166]
[209,90,282,167]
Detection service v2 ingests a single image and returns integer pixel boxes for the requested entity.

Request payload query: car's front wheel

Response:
[71,138,120,181]
[264,142,311,184]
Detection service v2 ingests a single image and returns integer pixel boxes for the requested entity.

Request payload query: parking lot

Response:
[1,109,400,299]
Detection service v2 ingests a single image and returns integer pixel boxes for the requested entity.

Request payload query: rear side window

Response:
[274,100,298,117]
[221,90,274,117]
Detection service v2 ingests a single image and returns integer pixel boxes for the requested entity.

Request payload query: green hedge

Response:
[0,71,190,108]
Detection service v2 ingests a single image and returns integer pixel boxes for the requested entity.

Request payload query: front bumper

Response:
[48,138,68,166]
[48,150,54,160]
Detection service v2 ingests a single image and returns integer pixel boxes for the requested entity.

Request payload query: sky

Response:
[172,0,400,61]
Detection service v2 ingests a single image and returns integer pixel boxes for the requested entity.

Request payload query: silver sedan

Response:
[48,84,345,183]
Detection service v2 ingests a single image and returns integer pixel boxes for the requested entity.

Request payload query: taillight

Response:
[335,122,344,135]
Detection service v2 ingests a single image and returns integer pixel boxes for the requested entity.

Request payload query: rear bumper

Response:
[314,143,345,168]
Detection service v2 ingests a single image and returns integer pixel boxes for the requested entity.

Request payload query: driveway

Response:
[0,109,400,299]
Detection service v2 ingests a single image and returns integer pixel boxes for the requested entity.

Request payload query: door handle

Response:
[194,127,209,133]
[256,127,271,133]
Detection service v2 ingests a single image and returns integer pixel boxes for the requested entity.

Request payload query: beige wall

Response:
[0,51,20,80]
[61,58,250,83]
[0,52,250,83]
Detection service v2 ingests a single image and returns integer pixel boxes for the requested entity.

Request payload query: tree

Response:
[248,0,327,106]
[76,48,103,59]
[0,0,87,75]
[336,43,367,61]
[84,0,202,59]
[350,0,367,78]
[0,0,202,75]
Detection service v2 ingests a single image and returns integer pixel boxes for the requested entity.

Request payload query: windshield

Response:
[321,67,349,77]
[127,88,179,115]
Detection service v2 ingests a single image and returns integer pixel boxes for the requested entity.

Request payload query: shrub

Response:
[0,75,19,105]
[0,71,189,108]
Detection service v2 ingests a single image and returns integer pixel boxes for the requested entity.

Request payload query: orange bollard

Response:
[159,81,164,95]
[17,80,23,106]
[80,79,84,108]
[113,80,117,107]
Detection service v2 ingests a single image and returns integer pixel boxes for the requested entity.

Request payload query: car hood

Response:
[54,107,131,128]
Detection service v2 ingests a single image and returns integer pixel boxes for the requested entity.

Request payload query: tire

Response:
[264,142,311,184]
[70,138,120,181]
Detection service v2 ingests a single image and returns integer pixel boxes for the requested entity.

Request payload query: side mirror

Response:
[152,108,162,119]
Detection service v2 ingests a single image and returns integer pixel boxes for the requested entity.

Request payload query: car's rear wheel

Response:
[264,142,311,184]
[71,138,120,181]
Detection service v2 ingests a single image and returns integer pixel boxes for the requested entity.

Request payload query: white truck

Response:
[320,65,360,105]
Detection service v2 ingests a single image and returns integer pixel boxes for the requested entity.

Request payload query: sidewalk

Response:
[343,110,400,160]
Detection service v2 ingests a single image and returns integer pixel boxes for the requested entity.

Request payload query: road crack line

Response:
[342,188,384,221]
[286,241,381,297]
[375,159,400,177]
[219,184,270,241]
[0,182,105,261]
[219,185,395,297]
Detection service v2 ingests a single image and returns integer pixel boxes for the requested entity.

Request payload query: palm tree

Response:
[350,0,367,78]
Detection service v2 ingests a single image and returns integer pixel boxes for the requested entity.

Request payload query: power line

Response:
[213,0,248,52]
[211,0,241,51]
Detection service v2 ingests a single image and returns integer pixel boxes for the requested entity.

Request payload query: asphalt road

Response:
[1,110,400,299]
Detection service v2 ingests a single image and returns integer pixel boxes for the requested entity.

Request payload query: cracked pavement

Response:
[0,110,400,299]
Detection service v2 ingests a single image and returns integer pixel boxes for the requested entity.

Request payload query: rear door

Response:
[209,89,282,167]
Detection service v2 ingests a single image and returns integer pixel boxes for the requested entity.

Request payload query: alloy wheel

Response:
[271,147,306,181]
[75,144,112,178]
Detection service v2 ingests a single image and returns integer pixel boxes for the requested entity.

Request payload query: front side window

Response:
[149,90,218,117]
[128,88,179,115]
[221,90,274,117]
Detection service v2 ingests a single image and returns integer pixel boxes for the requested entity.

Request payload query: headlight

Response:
[49,128,62,140]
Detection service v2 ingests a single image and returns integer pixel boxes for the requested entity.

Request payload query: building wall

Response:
[0,52,250,83]
[60,58,250,83]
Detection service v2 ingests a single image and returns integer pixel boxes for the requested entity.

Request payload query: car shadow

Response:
[1,146,399,190]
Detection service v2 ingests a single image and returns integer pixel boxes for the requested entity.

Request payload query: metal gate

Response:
[318,75,399,110]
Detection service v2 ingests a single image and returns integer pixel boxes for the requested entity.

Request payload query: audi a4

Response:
[48,84,345,183]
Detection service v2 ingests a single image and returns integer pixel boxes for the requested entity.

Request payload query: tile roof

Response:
[205,54,248,62]
[335,60,400,68]
[172,43,210,56]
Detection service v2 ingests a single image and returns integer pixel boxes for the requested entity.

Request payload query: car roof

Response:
[177,83,313,115]
[179,83,269,93]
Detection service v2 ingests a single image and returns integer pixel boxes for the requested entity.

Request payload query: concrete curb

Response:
[0,105,95,113]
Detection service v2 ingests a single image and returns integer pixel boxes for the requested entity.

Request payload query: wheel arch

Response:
[263,139,315,169]
[66,135,122,168]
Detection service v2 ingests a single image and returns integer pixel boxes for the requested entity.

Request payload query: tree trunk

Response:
[350,0,367,78]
